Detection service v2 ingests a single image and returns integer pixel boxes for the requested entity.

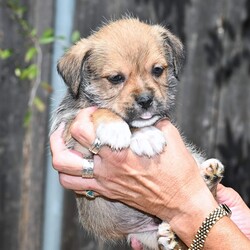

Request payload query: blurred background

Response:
[0,0,249,249]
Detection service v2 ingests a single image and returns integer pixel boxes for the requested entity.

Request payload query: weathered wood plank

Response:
[0,1,30,249]
[176,0,250,206]
[0,0,53,249]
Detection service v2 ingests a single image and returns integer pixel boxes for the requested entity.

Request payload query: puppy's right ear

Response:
[57,39,91,97]
[153,25,184,79]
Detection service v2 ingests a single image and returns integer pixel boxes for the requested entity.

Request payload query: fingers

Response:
[70,108,129,162]
[50,107,112,197]
[50,123,67,154]
[50,124,85,176]
[49,108,108,197]
[59,173,100,197]
[217,184,241,205]
[59,173,95,190]
[70,107,97,148]
[50,107,98,176]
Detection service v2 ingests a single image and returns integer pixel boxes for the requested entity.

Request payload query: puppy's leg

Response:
[130,126,166,157]
[92,108,131,150]
[200,158,224,196]
[157,222,178,250]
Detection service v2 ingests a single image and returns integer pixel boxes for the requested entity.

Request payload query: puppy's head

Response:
[57,18,184,128]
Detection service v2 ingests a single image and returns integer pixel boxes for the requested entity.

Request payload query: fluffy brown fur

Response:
[51,18,224,250]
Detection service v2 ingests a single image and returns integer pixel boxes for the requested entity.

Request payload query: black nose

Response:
[135,93,153,109]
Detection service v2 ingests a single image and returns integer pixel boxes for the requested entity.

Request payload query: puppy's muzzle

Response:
[127,92,162,128]
[135,93,153,110]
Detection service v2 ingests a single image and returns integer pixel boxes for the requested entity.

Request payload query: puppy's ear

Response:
[154,26,184,78]
[57,39,91,97]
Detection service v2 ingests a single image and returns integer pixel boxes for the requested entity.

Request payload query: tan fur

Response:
[57,18,183,119]
[92,109,124,129]
[52,18,223,250]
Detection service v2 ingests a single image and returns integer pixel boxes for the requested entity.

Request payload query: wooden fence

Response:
[0,0,249,249]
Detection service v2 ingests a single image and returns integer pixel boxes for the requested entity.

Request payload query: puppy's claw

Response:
[96,121,131,150]
[130,126,166,157]
[200,158,224,190]
[157,222,177,250]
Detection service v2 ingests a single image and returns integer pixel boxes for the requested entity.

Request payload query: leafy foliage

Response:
[0,49,13,59]
[2,0,80,127]
[71,30,81,44]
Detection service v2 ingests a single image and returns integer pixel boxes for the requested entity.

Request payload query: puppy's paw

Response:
[201,158,224,190]
[96,121,131,150]
[157,222,177,250]
[130,126,166,157]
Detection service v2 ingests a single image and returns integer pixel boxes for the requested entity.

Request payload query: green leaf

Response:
[39,28,55,44]
[26,64,38,80]
[15,68,22,77]
[25,47,37,62]
[0,49,13,59]
[30,29,37,38]
[33,96,46,112]
[17,64,38,80]
[71,30,81,43]
[39,37,55,44]
[42,28,54,38]
[23,109,32,127]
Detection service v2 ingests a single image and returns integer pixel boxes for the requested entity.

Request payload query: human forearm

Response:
[203,216,250,250]
[165,184,218,247]
[166,184,250,249]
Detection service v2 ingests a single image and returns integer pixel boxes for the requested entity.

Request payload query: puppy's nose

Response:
[135,93,153,109]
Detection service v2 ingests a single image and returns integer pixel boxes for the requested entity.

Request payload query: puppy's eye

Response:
[107,74,125,84]
[152,66,164,77]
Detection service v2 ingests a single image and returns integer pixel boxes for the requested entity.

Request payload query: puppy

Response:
[51,18,224,250]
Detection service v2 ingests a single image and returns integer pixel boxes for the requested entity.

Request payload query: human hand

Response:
[50,108,250,244]
[217,184,250,239]
[50,108,216,223]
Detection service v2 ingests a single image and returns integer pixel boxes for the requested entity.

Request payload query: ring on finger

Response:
[88,138,102,154]
[82,158,94,178]
[85,190,95,199]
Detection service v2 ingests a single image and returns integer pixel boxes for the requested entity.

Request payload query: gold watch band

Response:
[188,204,232,250]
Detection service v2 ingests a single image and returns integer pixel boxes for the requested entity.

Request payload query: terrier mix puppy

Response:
[51,18,224,250]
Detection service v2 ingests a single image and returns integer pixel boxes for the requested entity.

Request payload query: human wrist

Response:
[189,204,231,249]
[166,183,219,246]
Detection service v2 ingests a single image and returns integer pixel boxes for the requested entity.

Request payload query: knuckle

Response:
[49,132,58,151]
[52,155,64,172]
[112,150,128,163]
[70,120,84,139]
[100,150,128,170]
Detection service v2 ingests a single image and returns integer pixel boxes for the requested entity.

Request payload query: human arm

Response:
[50,108,250,249]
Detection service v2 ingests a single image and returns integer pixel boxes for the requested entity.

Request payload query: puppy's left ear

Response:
[57,39,91,97]
[154,26,184,78]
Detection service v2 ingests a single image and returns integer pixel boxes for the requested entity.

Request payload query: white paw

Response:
[130,126,166,157]
[200,158,224,188]
[158,222,177,250]
[96,121,131,150]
